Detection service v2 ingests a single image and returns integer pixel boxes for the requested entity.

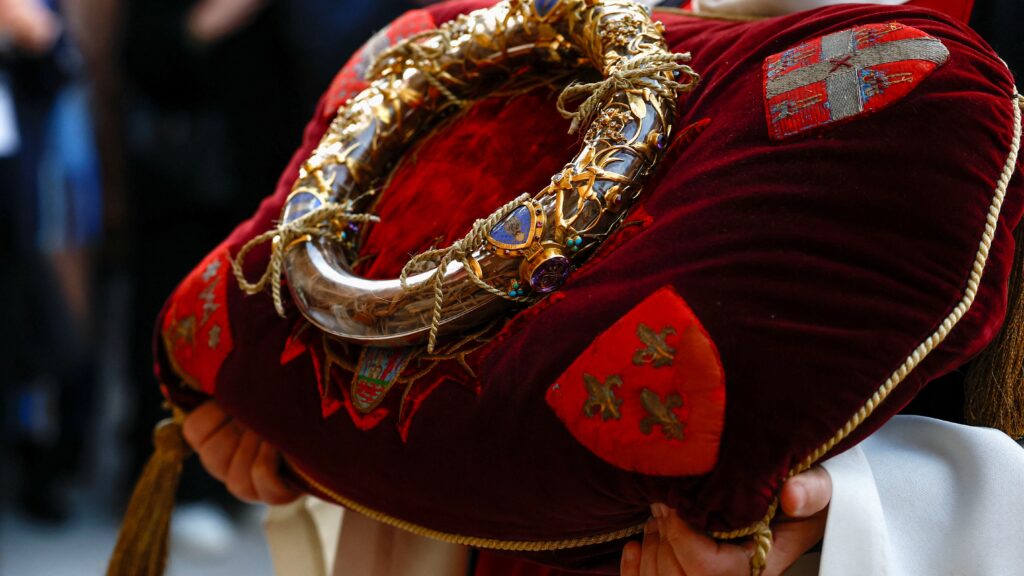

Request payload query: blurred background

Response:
[0,0,1020,575]
[0,0,418,573]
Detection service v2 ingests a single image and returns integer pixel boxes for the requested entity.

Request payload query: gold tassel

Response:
[107,413,191,576]
[966,223,1024,439]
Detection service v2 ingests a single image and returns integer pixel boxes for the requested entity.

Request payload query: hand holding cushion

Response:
[621,469,831,576]
[182,401,300,506]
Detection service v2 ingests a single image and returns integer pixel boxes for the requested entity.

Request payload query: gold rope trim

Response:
[285,457,644,551]
[788,93,1020,476]
[278,95,1020,559]
[706,92,1023,547]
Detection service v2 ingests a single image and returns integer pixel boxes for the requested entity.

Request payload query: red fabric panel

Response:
[157,2,1022,571]
[160,246,234,393]
[545,286,726,477]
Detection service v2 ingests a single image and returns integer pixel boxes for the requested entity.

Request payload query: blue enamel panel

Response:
[535,0,559,16]
[488,204,534,247]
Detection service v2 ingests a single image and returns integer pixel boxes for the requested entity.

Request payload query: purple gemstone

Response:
[656,134,667,150]
[530,255,571,293]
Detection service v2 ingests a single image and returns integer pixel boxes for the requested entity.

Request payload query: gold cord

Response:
[231,205,379,316]
[557,52,698,133]
[400,193,533,353]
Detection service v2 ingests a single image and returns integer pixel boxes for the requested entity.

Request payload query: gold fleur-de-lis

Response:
[207,324,222,349]
[639,389,685,440]
[633,323,676,368]
[170,315,197,347]
[582,373,624,421]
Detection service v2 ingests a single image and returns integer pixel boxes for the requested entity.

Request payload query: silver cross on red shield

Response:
[763,23,949,141]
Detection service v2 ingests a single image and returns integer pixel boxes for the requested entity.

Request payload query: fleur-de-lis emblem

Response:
[633,323,676,368]
[640,389,685,440]
[582,373,624,420]
[171,315,197,346]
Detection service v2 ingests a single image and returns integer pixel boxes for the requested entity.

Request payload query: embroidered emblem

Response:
[282,320,494,441]
[198,277,220,324]
[640,389,685,440]
[201,259,221,281]
[352,346,415,414]
[162,248,234,394]
[633,323,676,367]
[763,22,948,141]
[583,373,624,420]
[546,286,725,476]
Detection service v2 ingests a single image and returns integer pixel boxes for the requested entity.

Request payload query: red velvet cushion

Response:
[157,2,1023,571]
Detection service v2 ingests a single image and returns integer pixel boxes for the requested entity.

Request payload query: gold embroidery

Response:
[198,277,220,325]
[201,259,222,281]
[640,389,684,440]
[170,315,196,347]
[582,373,623,420]
[207,324,221,349]
[633,323,676,367]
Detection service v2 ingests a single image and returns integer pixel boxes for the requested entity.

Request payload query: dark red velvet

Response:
[158,2,1023,571]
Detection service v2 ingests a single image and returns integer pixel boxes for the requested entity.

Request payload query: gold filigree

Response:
[250,0,698,349]
[639,389,685,440]
[586,106,632,144]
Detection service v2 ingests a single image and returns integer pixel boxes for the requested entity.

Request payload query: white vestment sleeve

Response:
[817,415,1024,576]
[692,0,909,17]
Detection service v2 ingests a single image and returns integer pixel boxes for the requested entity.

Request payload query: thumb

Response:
[780,467,832,518]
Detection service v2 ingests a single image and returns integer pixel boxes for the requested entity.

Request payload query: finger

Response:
[621,541,642,576]
[656,537,686,576]
[225,428,262,502]
[252,442,301,505]
[652,503,748,576]
[780,467,832,519]
[195,419,243,482]
[639,519,660,576]
[764,514,828,576]
[182,401,231,450]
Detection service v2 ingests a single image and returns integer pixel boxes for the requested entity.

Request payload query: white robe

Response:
[815,416,1024,576]
[264,415,1024,576]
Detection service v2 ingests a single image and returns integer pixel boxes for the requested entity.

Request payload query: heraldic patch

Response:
[764,22,949,141]
[546,286,726,476]
[162,247,234,394]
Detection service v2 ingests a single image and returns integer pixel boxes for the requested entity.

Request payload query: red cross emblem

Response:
[763,23,949,141]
